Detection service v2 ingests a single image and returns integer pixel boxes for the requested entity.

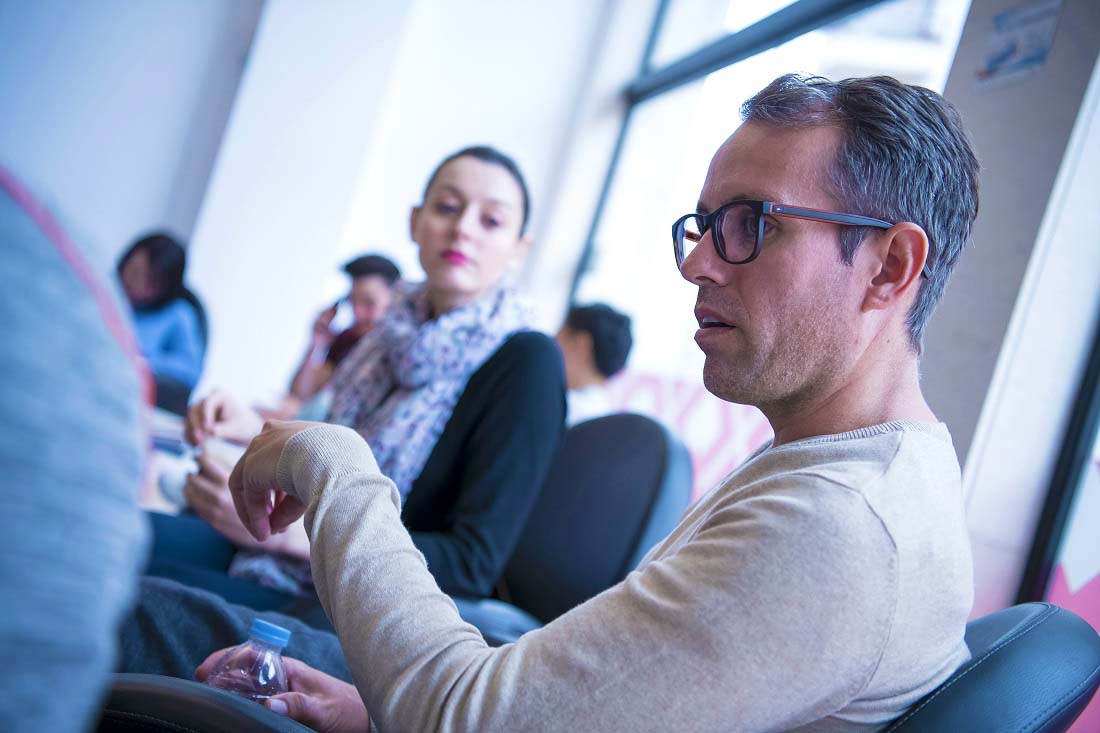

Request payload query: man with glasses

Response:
[145,73,981,732]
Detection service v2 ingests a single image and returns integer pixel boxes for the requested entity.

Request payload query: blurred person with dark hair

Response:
[282,254,401,414]
[117,232,207,393]
[555,303,632,425]
[1,166,148,731]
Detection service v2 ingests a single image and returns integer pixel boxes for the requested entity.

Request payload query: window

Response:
[574,0,971,496]
[1016,321,1100,729]
[650,0,802,69]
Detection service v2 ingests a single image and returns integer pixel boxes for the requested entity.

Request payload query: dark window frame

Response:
[569,0,887,297]
[1017,317,1100,603]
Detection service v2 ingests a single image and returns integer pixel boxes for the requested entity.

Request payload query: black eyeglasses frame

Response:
[672,200,931,278]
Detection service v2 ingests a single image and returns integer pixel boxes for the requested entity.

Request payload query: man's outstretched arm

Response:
[239,422,896,732]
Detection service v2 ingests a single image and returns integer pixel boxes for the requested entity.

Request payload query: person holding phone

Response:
[268,254,401,421]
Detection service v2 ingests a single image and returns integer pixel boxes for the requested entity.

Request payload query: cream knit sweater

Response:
[276,420,973,732]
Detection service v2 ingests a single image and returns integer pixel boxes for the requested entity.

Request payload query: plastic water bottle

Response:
[204,619,291,702]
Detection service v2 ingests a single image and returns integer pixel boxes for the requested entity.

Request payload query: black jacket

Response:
[402,331,566,597]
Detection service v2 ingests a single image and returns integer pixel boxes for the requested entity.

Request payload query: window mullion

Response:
[627,0,883,105]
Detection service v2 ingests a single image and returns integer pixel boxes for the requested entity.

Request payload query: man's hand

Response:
[185,390,264,446]
[184,454,263,550]
[228,421,320,542]
[196,652,369,733]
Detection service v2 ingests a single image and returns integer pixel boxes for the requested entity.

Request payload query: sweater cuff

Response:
[275,424,382,505]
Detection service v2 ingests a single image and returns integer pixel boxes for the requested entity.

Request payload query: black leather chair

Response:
[453,412,694,645]
[97,673,312,732]
[885,602,1100,732]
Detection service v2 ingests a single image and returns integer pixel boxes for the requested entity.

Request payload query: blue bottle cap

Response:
[250,618,291,648]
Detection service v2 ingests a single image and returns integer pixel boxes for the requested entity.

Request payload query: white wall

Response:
[922,0,1100,615]
[963,53,1100,616]
[193,0,622,404]
[925,0,1100,463]
[0,0,261,262]
[523,0,660,331]
[337,0,619,304]
[187,0,414,406]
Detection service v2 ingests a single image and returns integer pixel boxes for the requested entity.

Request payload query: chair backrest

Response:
[98,674,312,732]
[500,413,693,623]
[884,603,1100,733]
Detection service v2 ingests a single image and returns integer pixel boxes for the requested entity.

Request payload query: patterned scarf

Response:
[326,279,530,497]
[228,279,530,595]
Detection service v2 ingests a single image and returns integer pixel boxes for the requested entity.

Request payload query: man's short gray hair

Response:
[741,74,980,351]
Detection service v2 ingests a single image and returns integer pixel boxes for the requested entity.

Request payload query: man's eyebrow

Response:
[696,192,777,215]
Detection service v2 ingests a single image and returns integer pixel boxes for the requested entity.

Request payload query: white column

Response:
[188,0,413,405]
[921,0,1100,615]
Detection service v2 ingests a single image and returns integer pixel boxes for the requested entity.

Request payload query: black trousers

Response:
[116,576,353,683]
[145,511,297,610]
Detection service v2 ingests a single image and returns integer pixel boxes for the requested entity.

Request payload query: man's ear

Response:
[861,222,929,312]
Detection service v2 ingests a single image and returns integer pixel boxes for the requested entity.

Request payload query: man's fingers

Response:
[243,484,274,542]
[225,423,303,542]
[227,454,244,494]
[226,447,260,537]
[265,691,323,726]
[282,655,315,682]
[228,476,268,542]
[227,470,258,538]
[229,452,273,542]
[269,492,306,534]
[194,648,232,681]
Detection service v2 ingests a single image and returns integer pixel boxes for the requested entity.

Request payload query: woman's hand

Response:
[196,652,369,733]
[185,390,264,446]
[228,421,320,542]
[312,304,339,348]
[184,454,264,550]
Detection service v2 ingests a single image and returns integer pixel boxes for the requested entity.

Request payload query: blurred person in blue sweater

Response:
[117,232,207,398]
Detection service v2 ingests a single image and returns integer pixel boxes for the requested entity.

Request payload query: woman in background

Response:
[117,233,206,400]
[143,146,565,624]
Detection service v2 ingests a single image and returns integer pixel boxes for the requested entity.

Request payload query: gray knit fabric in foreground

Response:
[279,420,973,732]
[0,187,148,731]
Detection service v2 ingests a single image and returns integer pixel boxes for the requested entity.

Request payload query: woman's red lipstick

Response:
[442,250,471,266]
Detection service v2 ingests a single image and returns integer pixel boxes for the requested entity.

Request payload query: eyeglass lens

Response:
[675,204,760,266]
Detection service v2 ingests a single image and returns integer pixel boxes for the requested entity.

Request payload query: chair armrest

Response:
[97,673,314,732]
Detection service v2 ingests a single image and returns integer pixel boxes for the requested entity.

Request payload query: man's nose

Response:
[679,230,729,287]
